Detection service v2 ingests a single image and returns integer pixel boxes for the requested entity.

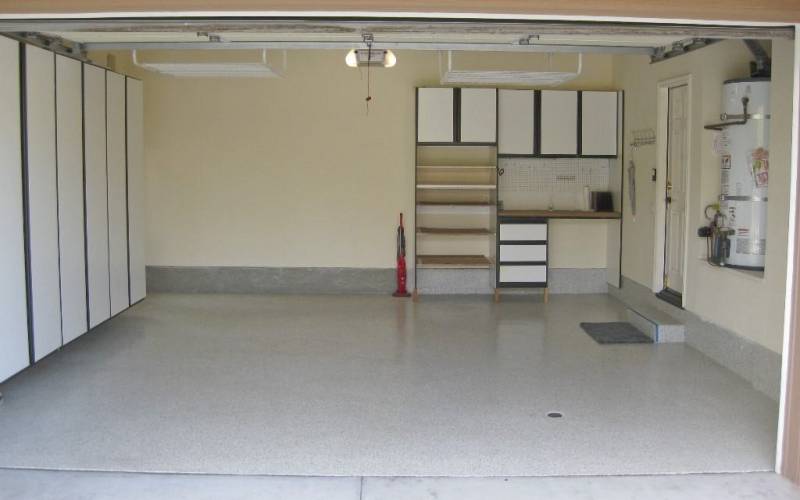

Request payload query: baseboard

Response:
[609,276,781,401]
[147,266,395,295]
[148,266,609,296]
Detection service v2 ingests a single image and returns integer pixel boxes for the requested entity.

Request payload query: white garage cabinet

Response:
[0,35,147,383]
[0,37,30,381]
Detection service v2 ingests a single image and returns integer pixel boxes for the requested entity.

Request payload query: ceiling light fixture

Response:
[345,33,397,68]
[344,48,397,68]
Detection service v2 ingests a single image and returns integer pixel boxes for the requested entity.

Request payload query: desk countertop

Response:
[498,210,621,220]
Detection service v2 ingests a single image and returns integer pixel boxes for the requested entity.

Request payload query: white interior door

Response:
[0,36,30,381]
[417,88,454,143]
[664,85,689,295]
[498,89,534,155]
[26,45,62,361]
[106,72,129,315]
[56,54,88,344]
[84,64,111,328]
[460,88,496,143]
[540,90,578,155]
[126,77,146,304]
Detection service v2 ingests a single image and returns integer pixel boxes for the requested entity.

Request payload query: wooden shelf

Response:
[417,227,493,235]
[417,183,496,190]
[417,165,496,170]
[499,210,621,220]
[416,255,492,269]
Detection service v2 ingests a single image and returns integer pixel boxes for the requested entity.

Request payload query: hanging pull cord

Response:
[365,40,373,115]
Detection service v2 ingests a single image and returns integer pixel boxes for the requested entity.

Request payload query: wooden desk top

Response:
[498,210,622,220]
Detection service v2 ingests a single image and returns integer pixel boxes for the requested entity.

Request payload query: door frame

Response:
[652,74,692,306]
[0,7,799,483]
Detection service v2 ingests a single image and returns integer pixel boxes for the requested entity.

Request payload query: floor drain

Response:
[547,411,563,418]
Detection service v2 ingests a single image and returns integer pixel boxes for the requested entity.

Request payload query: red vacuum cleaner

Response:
[393,213,411,297]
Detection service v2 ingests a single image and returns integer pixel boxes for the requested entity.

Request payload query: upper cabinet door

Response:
[460,88,496,143]
[417,88,454,143]
[540,90,578,155]
[581,91,618,156]
[498,89,534,155]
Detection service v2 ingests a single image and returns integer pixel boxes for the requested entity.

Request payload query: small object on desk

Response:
[591,191,614,212]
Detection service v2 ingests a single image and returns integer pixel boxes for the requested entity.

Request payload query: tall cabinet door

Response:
[460,88,496,143]
[498,89,534,155]
[25,45,62,361]
[581,91,618,156]
[540,90,578,155]
[56,54,88,344]
[126,77,146,304]
[417,88,454,143]
[0,37,30,381]
[106,72,129,316]
[84,64,110,328]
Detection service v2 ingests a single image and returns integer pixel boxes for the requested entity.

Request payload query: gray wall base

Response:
[609,276,781,401]
[147,266,395,295]
[149,266,609,296]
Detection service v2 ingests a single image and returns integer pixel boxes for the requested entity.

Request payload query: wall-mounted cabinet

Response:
[417,88,454,143]
[460,88,496,143]
[540,90,578,156]
[498,90,535,155]
[417,87,498,145]
[581,91,618,156]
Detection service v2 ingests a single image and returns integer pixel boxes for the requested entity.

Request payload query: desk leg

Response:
[543,287,549,304]
[412,289,419,302]
[494,288,500,303]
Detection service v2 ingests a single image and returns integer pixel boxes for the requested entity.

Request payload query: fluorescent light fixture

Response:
[132,49,287,78]
[344,49,397,68]
[440,51,582,86]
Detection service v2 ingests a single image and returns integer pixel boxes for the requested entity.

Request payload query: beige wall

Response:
[613,40,795,353]
[100,50,616,270]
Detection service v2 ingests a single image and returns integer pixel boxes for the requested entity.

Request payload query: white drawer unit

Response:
[499,223,547,242]
[499,244,547,262]
[496,217,549,298]
[499,265,547,284]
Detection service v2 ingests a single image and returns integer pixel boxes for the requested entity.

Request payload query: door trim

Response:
[652,74,692,308]
[778,24,800,480]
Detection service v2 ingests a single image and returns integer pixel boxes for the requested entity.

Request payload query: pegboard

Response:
[499,157,610,193]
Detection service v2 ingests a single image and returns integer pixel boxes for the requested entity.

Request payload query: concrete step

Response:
[626,305,685,343]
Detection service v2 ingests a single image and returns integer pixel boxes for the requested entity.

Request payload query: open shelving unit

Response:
[413,144,498,298]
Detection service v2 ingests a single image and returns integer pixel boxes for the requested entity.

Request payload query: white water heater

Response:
[718,78,770,269]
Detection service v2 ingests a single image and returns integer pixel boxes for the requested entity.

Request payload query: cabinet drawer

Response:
[499,223,547,241]
[499,244,546,262]
[499,265,547,283]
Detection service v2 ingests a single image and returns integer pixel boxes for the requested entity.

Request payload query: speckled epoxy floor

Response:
[0,293,779,476]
